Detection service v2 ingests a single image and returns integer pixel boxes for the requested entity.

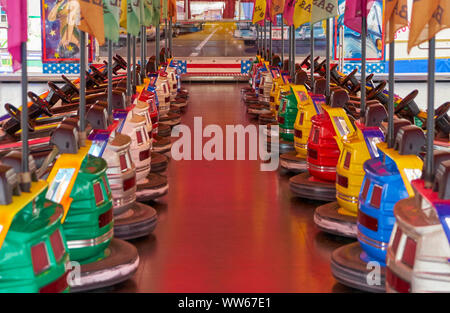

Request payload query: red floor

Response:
[113,83,357,293]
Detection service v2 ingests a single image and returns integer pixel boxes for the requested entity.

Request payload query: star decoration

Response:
[54,52,60,58]
[50,30,56,36]
[67,45,73,51]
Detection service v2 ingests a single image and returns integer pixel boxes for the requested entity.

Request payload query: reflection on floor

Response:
[107,82,359,293]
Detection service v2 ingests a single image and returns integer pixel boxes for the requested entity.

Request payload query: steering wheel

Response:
[340,68,358,86]
[5,103,34,131]
[315,58,327,73]
[299,55,311,68]
[435,102,450,135]
[28,92,53,117]
[114,55,128,70]
[48,81,71,103]
[61,75,79,94]
[395,89,419,115]
[85,71,101,87]
[351,73,375,94]
[90,65,106,80]
[367,81,387,100]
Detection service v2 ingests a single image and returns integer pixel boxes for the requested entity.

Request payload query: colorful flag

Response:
[344,0,375,34]
[408,0,450,53]
[141,0,153,27]
[283,0,296,26]
[151,0,161,26]
[130,0,143,36]
[384,0,408,44]
[252,0,267,24]
[120,0,128,30]
[270,0,285,25]
[161,0,168,20]
[311,0,338,25]
[293,0,312,28]
[78,0,105,46]
[104,0,122,43]
[0,0,28,72]
[168,0,177,22]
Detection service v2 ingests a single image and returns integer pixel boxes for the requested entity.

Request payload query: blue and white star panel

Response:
[342,62,386,74]
[43,63,80,74]
[172,59,253,76]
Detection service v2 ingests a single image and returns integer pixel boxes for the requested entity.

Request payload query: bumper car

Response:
[314,103,388,238]
[88,105,158,241]
[0,157,70,293]
[331,125,426,292]
[247,69,273,116]
[41,122,139,292]
[154,73,181,127]
[386,154,450,292]
[259,70,290,125]
[279,82,325,173]
[289,89,355,202]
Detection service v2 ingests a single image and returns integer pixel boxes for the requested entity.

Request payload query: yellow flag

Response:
[385,0,409,44]
[271,0,285,22]
[408,0,439,53]
[119,0,128,30]
[428,1,450,44]
[293,0,313,28]
[252,0,267,24]
[78,0,105,46]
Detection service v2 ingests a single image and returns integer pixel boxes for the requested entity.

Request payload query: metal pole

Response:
[326,18,331,101]
[288,25,291,74]
[127,33,131,97]
[169,19,173,57]
[156,21,161,68]
[165,19,168,59]
[256,24,259,54]
[80,31,86,135]
[20,41,30,192]
[387,41,395,148]
[132,35,137,89]
[425,37,436,187]
[361,15,367,120]
[292,25,296,75]
[141,26,146,78]
[281,15,284,65]
[269,21,272,63]
[264,20,267,60]
[107,40,113,116]
[290,25,294,77]
[310,23,314,91]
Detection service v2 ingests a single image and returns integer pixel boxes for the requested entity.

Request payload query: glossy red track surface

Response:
[113,83,356,293]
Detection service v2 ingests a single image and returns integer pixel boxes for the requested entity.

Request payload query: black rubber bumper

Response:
[314,202,357,238]
[289,172,336,202]
[331,242,386,293]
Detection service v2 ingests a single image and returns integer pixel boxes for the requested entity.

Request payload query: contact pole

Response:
[387,41,395,149]
[425,37,436,188]
[256,24,259,54]
[141,26,146,78]
[169,19,173,57]
[326,18,331,101]
[264,20,267,60]
[79,31,86,142]
[127,33,131,98]
[156,21,160,68]
[269,21,272,63]
[281,15,284,65]
[107,40,113,116]
[360,14,367,121]
[132,35,137,90]
[310,23,314,91]
[20,41,30,192]
[165,19,168,59]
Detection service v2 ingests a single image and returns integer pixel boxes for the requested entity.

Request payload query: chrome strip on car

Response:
[307,163,336,173]
[67,228,114,249]
[358,230,388,251]
[280,128,294,134]
[337,192,359,204]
